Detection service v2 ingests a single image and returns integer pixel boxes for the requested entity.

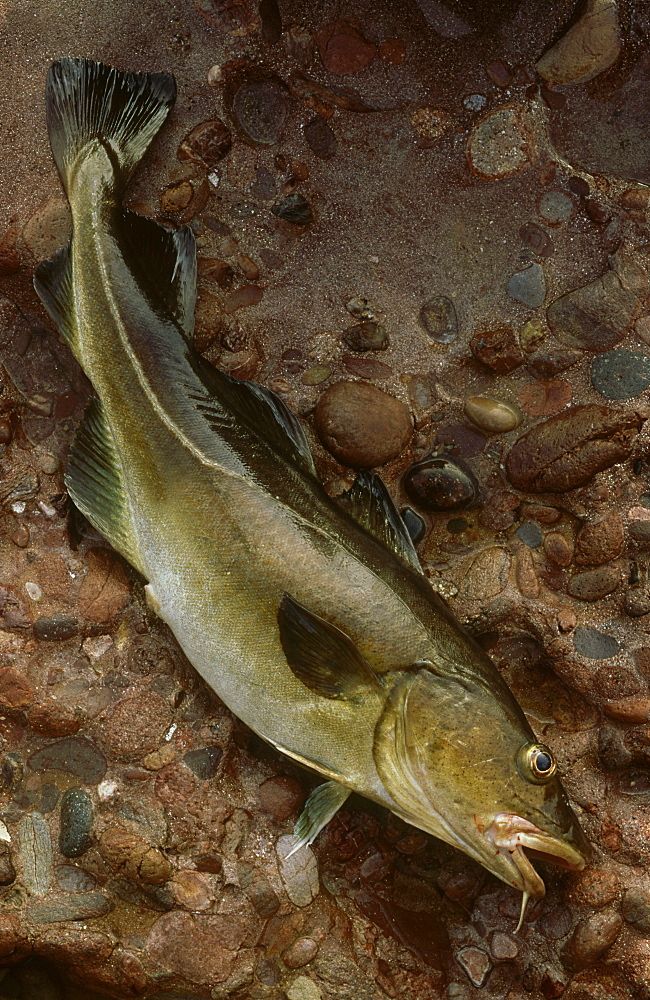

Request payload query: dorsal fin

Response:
[338,471,423,574]
[65,398,145,575]
[121,210,196,338]
[278,593,382,701]
[33,242,77,351]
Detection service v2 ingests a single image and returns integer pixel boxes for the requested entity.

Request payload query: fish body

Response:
[36,58,590,909]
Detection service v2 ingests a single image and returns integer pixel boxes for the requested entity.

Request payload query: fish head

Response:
[374,664,591,898]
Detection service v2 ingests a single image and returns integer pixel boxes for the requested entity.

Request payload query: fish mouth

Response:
[482,813,588,898]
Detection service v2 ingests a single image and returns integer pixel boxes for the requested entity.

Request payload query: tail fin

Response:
[46,58,176,192]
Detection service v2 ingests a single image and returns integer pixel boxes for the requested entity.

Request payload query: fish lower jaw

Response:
[482,812,586,897]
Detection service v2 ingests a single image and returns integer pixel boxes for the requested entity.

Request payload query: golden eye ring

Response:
[517,743,557,784]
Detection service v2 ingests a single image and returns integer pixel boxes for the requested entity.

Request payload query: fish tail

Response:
[45,57,176,193]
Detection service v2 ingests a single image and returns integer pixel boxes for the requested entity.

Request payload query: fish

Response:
[35,57,590,924]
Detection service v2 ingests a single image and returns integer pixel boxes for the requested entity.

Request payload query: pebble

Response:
[518,379,572,416]
[258,776,304,820]
[78,548,130,623]
[183,745,223,779]
[594,665,640,699]
[410,108,453,144]
[570,869,619,909]
[303,117,337,159]
[538,190,576,226]
[55,864,97,892]
[170,870,213,911]
[26,893,111,924]
[32,614,79,641]
[490,931,519,961]
[461,547,511,600]
[420,295,458,343]
[527,348,583,378]
[519,317,546,353]
[22,196,71,258]
[485,59,513,88]
[575,513,623,565]
[100,689,172,759]
[505,405,644,493]
[535,0,621,87]
[59,787,93,858]
[0,665,33,708]
[401,507,426,544]
[622,887,650,933]
[629,519,650,543]
[564,910,622,971]
[516,522,543,547]
[591,350,650,400]
[345,297,375,320]
[19,812,52,895]
[301,365,331,385]
[519,222,553,257]
[470,326,524,374]
[568,565,620,601]
[467,106,535,180]
[283,937,319,969]
[286,976,322,1000]
[573,625,620,660]
[233,79,289,144]
[403,456,478,511]
[547,265,643,353]
[456,946,491,987]
[507,262,546,307]
[276,835,319,907]
[343,321,389,352]
[28,737,107,783]
[223,284,264,314]
[161,180,193,213]
[99,826,172,885]
[464,396,519,434]
[314,381,412,467]
[342,351,392,378]
[177,118,232,168]
[544,531,572,566]
[315,19,377,74]
[272,194,314,225]
[463,93,487,112]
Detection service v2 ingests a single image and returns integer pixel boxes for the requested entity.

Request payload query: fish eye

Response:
[517,743,557,784]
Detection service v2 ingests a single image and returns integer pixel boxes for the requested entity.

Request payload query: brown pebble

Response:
[0,418,12,444]
[282,936,318,969]
[11,525,29,548]
[568,564,620,601]
[223,284,264,314]
[603,696,650,723]
[78,548,130,623]
[470,326,524,375]
[0,665,33,708]
[315,19,377,74]
[198,257,235,289]
[28,700,82,737]
[161,181,193,213]
[237,254,260,281]
[521,502,561,524]
[544,531,572,567]
[564,910,622,971]
[258,776,304,821]
[314,381,412,468]
[518,379,572,416]
[485,59,513,88]
[99,826,172,885]
[170,870,213,911]
[569,869,619,908]
[575,513,624,566]
[557,609,577,632]
[342,354,392,380]
[490,931,518,960]
[178,118,232,169]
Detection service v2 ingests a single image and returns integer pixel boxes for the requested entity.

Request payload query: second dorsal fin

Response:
[338,471,423,574]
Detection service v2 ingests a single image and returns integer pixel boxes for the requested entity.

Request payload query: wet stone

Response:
[0,665,33,708]
[516,522,543,547]
[55,864,97,892]
[519,221,553,256]
[183,745,223,780]
[28,738,107,783]
[547,267,642,353]
[419,295,458,344]
[59,787,93,858]
[538,190,575,226]
[303,117,337,159]
[457,946,491,987]
[486,59,512,88]
[470,326,524,374]
[568,564,620,601]
[272,194,314,225]
[575,513,623,566]
[233,79,289,144]
[591,350,650,400]
[283,937,319,969]
[527,348,583,379]
[342,321,389,352]
[258,776,304,821]
[490,931,519,961]
[518,379,572,416]
[19,812,52,895]
[622,887,650,933]
[464,396,519,433]
[276,835,319,907]
[544,531,572,566]
[570,869,618,909]
[32,614,78,641]
[564,910,622,971]
[314,381,412,468]
[178,118,232,168]
[403,456,478,512]
[467,106,534,180]
[573,626,620,660]
[26,892,111,924]
[315,19,377,74]
[401,507,426,544]
[507,262,546,307]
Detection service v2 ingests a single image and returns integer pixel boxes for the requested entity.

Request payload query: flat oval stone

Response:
[400,507,426,544]
[59,787,93,858]
[314,382,412,467]
[343,321,389,352]
[591,350,650,400]
[233,79,289,144]
[507,262,546,307]
[538,189,576,225]
[419,295,458,344]
[403,456,478,511]
[28,737,107,783]
[464,396,520,433]
[574,626,620,660]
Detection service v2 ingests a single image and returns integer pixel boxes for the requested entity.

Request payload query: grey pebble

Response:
[343,321,389,352]
[59,787,94,858]
[40,783,59,814]
[507,262,545,307]
[591,350,650,400]
[272,194,314,226]
[573,625,620,660]
[516,522,543,547]
[32,614,78,641]
[622,887,650,933]
[55,863,97,892]
[304,117,337,159]
[26,892,112,924]
[28,737,107,783]
[184,745,223,780]
[19,811,52,895]
[456,946,491,987]
[401,507,426,544]
[233,79,289,144]
[419,295,458,344]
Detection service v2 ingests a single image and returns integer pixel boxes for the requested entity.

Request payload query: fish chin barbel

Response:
[34,57,591,927]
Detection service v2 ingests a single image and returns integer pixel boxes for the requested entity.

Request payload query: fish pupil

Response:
[535,751,552,772]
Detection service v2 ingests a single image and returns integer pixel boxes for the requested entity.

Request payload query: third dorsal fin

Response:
[338,471,423,574]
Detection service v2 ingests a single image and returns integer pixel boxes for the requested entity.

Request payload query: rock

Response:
[463,396,520,433]
[26,892,112,924]
[516,522,543,547]
[223,284,264,314]
[507,262,546,307]
[467,106,535,180]
[178,118,232,168]
[286,975,322,1000]
[564,909,622,971]
[78,548,130,623]
[547,264,644,353]
[591,349,650,400]
[272,194,314,225]
[233,79,289,144]
[470,326,524,374]
[457,946,491,987]
[538,190,576,226]
[379,37,406,64]
[461,547,511,601]
[570,869,619,909]
[146,910,244,984]
[55,864,96,892]
[302,365,332,385]
[29,700,82,738]
[0,665,33,708]
[32,614,78,641]
[491,931,519,960]
[575,513,623,565]
[518,380,572,416]
[315,20,377,74]
[419,295,458,343]
[519,221,553,257]
[276,836,319,907]
[573,626,620,660]
[170,870,213,911]
[342,321,389,352]
[22,197,72,259]
[258,776,304,820]
[59,788,93,858]
[544,531,573,566]
[28,738,107,783]
[345,296,375,320]
[100,689,172,759]
[99,826,172,885]
[283,936,319,969]
[528,348,583,379]
[486,59,513,88]
[343,355,392,379]
[314,381,412,467]
[629,519,650,543]
[505,405,644,493]
[161,180,193,213]
[183,745,223,779]
[303,117,337,159]
[19,812,52,895]
[536,0,621,87]
[403,456,478,511]
[401,507,426,544]
[568,564,620,601]
[410,107,454,145]
[622,887,650,933]
[594,664,640,699]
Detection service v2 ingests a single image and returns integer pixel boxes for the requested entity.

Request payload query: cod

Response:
[35,57,590,927]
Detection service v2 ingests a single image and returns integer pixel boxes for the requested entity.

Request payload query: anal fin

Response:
[285,780,351,858]
[65,399,145,575]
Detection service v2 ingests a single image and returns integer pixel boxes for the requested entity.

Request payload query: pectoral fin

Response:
[285,780,351,858]
[278,593,382,701]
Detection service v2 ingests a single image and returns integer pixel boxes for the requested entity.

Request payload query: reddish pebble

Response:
[171,870,213,911]
[485,59,513,88]
[518,379,572,416]
[11,525,29,548]
[544,531,572,567]
[223,285,264,314]
[315,20,377,75]
[283,936,318,969]
[258,776,304,821]
[470,327,524,375]
[0,665,33,708]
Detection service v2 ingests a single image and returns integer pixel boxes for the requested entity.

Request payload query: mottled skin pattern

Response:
[42,64,590,903]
